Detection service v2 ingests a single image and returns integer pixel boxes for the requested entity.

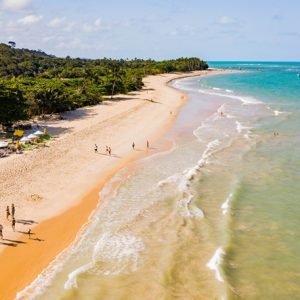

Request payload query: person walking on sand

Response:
[11,203,15,218]
[108,147,111,156]
[28,228,31,239]
[106,146,109,154]
[94,144,98,153]
[132,142,135,150]
[6,206,10,220]
[147,140,150,149]
[12,217,15,232]
[0,224,3,239]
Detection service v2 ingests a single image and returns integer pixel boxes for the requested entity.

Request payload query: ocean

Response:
[18,62,300,299]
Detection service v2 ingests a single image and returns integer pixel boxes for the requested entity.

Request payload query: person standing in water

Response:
[132,142,135,150]
[94,144,98,153]
[147,140,150,149]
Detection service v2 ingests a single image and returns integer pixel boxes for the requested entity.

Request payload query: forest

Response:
[0,43,208,126]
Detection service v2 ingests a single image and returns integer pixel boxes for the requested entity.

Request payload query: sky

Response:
[0,0,299,61]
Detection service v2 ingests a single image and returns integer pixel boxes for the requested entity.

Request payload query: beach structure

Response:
[20,129,45,144]
[20,137,31,143]
[33,130,44,136]
[27,134,37,140]
[0,141,8,148]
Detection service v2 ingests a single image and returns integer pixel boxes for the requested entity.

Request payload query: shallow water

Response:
[18,63,300,299]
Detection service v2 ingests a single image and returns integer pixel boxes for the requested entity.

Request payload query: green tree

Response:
[105,62,126,98]
[0,43,209,117]
[30,80,69,115]
[0,84,26,127]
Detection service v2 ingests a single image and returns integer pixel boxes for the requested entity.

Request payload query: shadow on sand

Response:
[97,152,121,158]
[16,219,38,225]
[0,241,17,247]
[17,231,44,242]
[0,238,27,247]
[38,107,102,135]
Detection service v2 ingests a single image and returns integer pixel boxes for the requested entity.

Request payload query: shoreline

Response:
[0,69,227,299]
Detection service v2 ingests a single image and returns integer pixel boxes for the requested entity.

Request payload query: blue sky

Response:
[0,0,299,60]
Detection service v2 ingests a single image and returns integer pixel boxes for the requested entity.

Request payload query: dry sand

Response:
[0,70,224,299]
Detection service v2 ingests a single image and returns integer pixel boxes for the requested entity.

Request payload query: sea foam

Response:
[235,121,252,134]
[221,193,233,215]
[64,233,145,290]
[207,247,225,282]
[157,139,221,219]
[197,88,262,105]
[177,193,204,219]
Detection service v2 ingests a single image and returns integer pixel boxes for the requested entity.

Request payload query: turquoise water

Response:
[204,62,300,299]
[207,62,300,104]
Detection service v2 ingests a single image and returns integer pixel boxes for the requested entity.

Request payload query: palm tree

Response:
[106,61,125,99]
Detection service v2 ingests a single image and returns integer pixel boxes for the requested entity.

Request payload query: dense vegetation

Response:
[0,43,208,126]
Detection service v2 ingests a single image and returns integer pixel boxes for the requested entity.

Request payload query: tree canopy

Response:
[0,43,209,126]
[0,83,26,126]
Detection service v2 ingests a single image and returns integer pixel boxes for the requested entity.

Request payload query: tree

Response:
[8,41,16,48]
[75,79,102,106]
[0,43,209,117]
[105,62,126,98]
[31,80,68,114]
[0,84,26,127]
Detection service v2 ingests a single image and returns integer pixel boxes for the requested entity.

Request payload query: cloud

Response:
[56,38,85,49]
[48,17,66,28]
[82,18,102,33]
[17,14,43,25]
[169,24,201,37]
[2,0,31,11]
[42,35,64,43]
[64,21,75,32]
[218,16,237,25]
[5,20,23,32]
[48,17,75,32]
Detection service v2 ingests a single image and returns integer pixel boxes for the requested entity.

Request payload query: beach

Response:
[0,70,224,299]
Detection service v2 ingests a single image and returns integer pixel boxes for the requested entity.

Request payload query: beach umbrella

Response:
[20,137,31,143]
[0,141,8,148]
[33,130,44,136]
[27,134,37,140]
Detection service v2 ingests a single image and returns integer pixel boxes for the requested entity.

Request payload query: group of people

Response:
[132,140,150,150]
[0,204,31,240]
[132,141,150,150]
[105,146,112,155]
[94,144,112,155]
[94,140,150,155]
[0,203,16,240]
